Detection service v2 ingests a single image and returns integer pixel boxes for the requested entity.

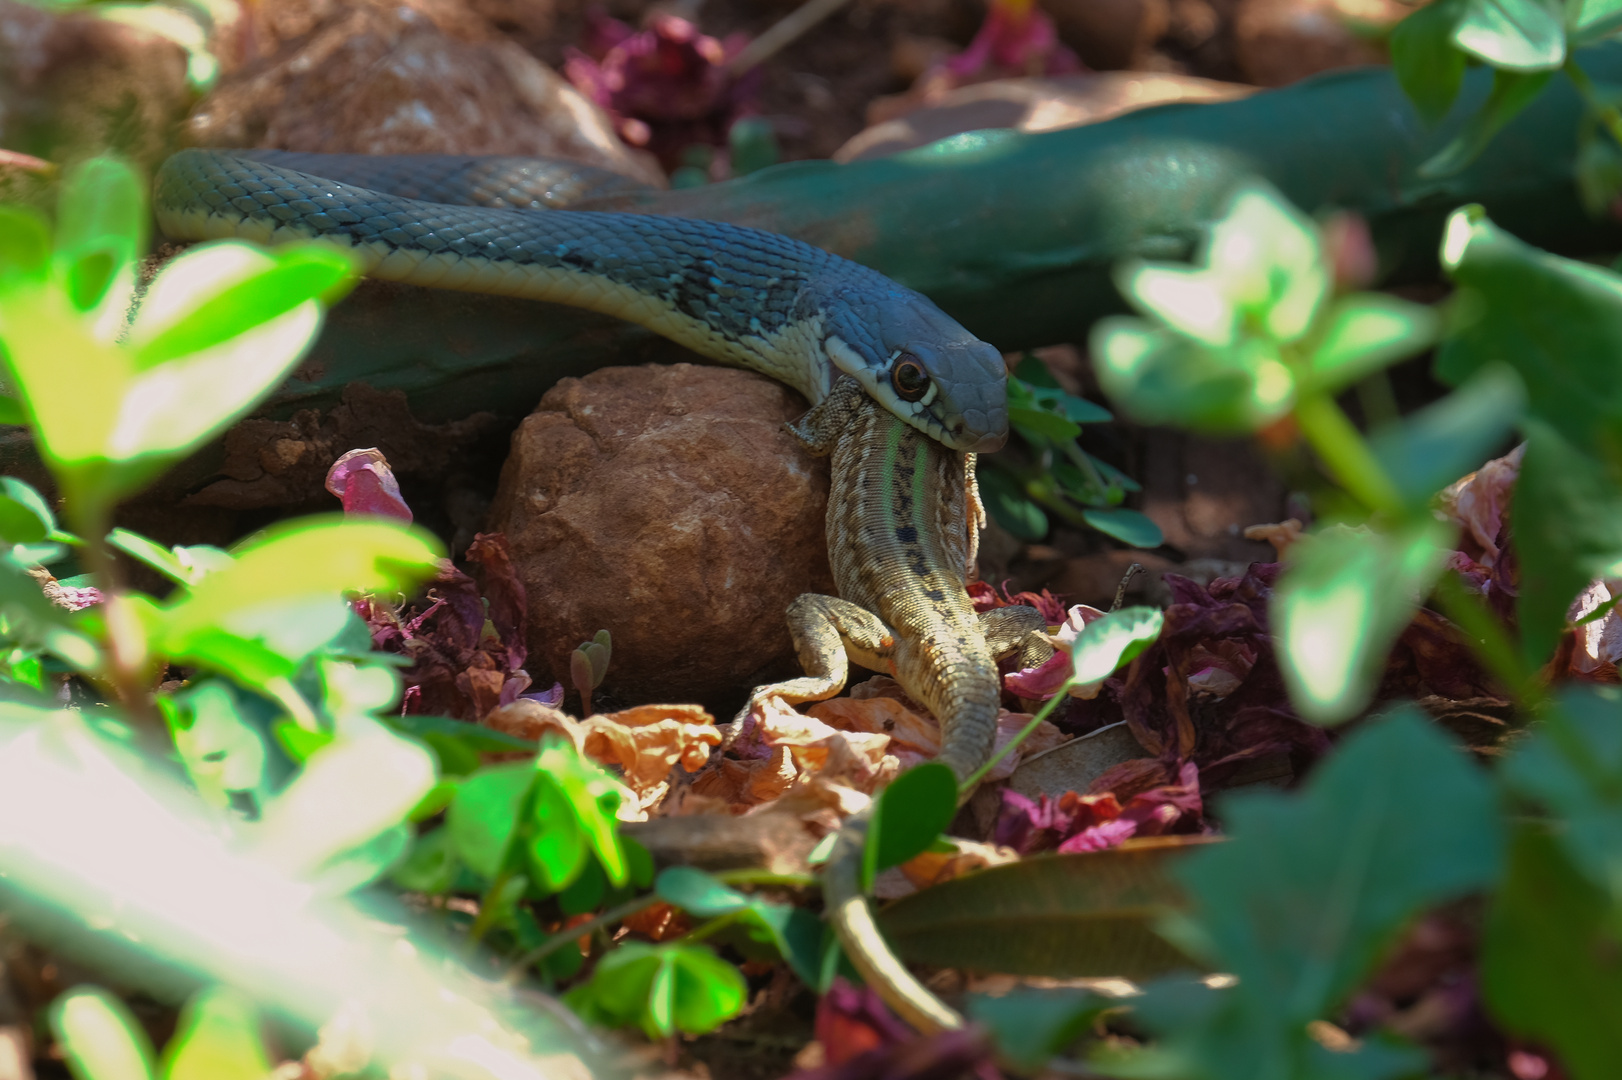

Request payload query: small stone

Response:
[486,365,835,709]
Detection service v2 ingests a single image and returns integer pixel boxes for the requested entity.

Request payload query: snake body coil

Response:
[154,149,1009,452]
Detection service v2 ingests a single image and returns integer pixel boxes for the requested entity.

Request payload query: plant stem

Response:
[1292,392,1404,515]
[959,679,1073,795]
[503,894,658,982]
[68,502,158,730]
[1566,59,1622,150]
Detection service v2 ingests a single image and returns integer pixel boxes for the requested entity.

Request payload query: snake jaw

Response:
[822,329,1009,453]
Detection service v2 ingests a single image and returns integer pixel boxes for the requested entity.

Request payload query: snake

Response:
[152,149,1010,453]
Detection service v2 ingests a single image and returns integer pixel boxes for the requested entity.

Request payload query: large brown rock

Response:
[486,365,835,709]
[184,0,663,186]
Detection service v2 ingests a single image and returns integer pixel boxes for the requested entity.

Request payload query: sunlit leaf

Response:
[1300,294,1439,395]
[1273,520,1451,724]
[165,680,269,811]
[1091,321,1292,434]
[1120,265,1236,347]
[1390,0,1467,123]
[1071,606,1164,686]
[534,737,629,887]
[157,518,441,647]
[130,244,355,368]
[566,942,746,1038]
[1207,185,1329,343]
[54,157,144,315]
[160,988,272,1080]
[446,762,533,880]
[1451,0,1565,69]
[528,773,590,892]
[0,476,53,545]
[50,987,155,1080]
[251,720,437,882]
[392,826,460,894]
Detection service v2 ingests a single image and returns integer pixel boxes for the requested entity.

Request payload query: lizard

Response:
[737,375,1055,1032]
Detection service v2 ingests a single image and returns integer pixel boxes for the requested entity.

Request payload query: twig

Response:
[726,0,855,74]
[1111,563,1143,612]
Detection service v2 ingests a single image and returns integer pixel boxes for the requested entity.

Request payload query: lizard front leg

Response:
[979,604,1054,670]
[736,594,895,723]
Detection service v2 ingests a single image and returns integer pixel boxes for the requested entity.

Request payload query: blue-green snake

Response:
[153,149,1009,452]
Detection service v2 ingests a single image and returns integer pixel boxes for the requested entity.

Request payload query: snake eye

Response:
[891,357,930,402]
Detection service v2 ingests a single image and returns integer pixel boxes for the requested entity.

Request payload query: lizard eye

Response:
[891,357,930,402]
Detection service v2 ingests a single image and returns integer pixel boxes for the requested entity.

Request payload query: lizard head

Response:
[822,280,1008,453]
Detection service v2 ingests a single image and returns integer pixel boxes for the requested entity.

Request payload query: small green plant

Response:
[980,357,1163,548]
[51,985,273,1080]
[1388,0,1622,201]
[569,628,611,714]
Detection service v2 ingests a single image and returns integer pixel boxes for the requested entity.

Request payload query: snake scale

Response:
[153,149,1009,453]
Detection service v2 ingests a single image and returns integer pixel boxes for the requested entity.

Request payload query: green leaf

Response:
[533,737,629,887]
[1120,710,1501,1080]
[130,244,355,368]
[1390,0,1468,123]
[1367,363,1525,510]
[391,826,459,894]
[878,840,1203,978]
[50,987,155,1080]
[1435,204,1622,450]
[1514,420,1622,664]
[1570,0,1622,41]
[0,476,53,545]
[1452,0,1566,68]
[165,680,269,811]
[1091,321,1293,434]
[271,719,335,764]
[970,987,1114,1073]
[55,157,144,314]
[1500,686,1622,895]
[978,464,1049,540]
[447,762,533,880]
[1575,124,1622,216]
[1421,69,1555,176]
[159,989,272,1080]
[1481,824,1622,1078]
[1070,606,1164,686]
[738,901,825,985]
[528,772,590,892]
[1081,507,1164,548]
[0,206,50,283]
[1272,519,1450,724]
[1300,294,1439,395]
[566,942,746,1038]
[156,518,441,648]
[1010,406,1082,442]
[385,712,539,757]
[866,761,958,888]
[656,866,751,917]
[252,721,436,883]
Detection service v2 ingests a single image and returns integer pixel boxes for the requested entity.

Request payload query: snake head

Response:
[822,282,1009,453]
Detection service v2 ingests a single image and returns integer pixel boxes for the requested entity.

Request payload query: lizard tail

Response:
[822,811,965,1033]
